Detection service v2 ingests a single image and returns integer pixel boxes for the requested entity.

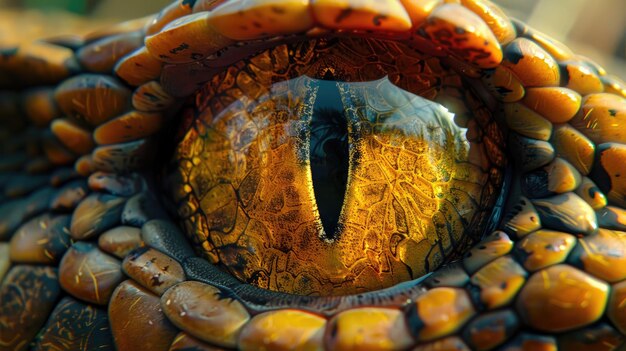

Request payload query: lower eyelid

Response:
[0,1,625,350]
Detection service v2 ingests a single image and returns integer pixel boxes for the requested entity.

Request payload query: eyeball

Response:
[166,37,506,296]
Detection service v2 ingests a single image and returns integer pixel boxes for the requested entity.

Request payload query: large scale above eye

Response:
[167,37,506,296]
[0,0,625,350]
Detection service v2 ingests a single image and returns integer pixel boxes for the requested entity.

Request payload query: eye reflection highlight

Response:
[168,38,504,296]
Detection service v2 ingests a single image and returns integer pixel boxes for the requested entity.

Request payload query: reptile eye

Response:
[165,38,506,295]
[6,1,626,350]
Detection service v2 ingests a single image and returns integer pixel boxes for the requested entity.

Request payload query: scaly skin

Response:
[0,1,625,350]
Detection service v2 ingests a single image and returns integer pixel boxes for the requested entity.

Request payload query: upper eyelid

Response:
[45,1,476,170]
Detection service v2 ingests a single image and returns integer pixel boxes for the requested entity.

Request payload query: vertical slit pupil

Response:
[309,79,350,240]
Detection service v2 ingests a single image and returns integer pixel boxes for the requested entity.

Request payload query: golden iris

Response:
[167,37,505,296]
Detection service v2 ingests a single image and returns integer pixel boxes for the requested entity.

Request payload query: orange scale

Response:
[109,280,178,350]
[145,0,195,36]
[311,0,413,32]
[413,336,471,351]
[462,310,519,350]
[524,29,573,62]
[574,55,607,76]
[94,110,164,145]
[122,248,185,296]
[602,75,626,98]
[412,287,476,341]
[54,74,132,127]
[543,157,582,194]
[575,177,607,210]
[51,119,95,155]
[161,281,250,348]
[59,242,124,305]
[238,309,326,351]
[75,154,96,176]
[77,32,144,74]
[463,231,513,274]
[92,139,155,172]
[422,3,502,69]
[502,38,560,88]
[608,280,626,335]
[515,264,609,333]
[0,42,75,86]
[115,47,163,87]
[145,12,234,64]
[514,230,577,272]
[560,60,604,96]
[98,226,144,259]
[503,102,552,141]
[570,229,626,283]
[459,0,516,45]
[550,124,595,176]
[482,66,525,102]
[470,256,527,309]
[206,0,315,41]
[132,81,176,112]
[23,88,61,128]
[522,87,581,124]
[398,0,442,27]
[569,93,626,145]
[502,197,542,239]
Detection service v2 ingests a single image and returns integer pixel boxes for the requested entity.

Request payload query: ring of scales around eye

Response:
[168,37,505,296]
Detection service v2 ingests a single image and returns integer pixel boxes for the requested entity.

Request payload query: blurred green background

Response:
[1,0,170,16]
[0,0,624,75]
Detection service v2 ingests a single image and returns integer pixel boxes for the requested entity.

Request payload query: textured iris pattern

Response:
[168,38,504,296]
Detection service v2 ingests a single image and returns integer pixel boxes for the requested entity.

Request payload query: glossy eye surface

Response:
[168,38,505,295]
